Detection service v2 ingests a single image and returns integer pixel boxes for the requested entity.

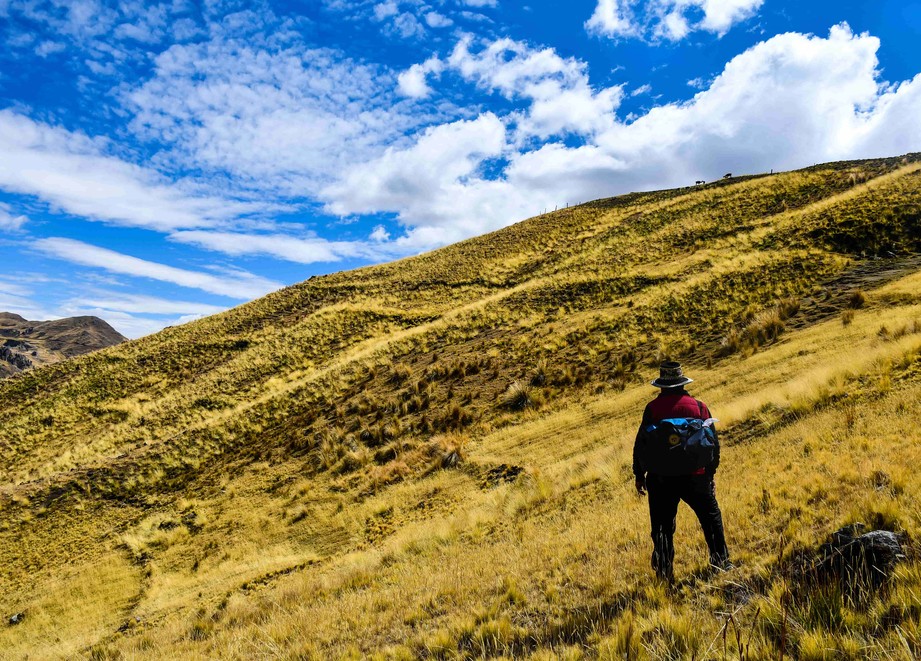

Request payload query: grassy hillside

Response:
[2,155,921,659]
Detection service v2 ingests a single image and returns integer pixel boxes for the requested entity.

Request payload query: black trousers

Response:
[647,473,729,579]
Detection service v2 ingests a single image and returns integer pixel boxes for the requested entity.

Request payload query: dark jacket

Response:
[633,388,720,479]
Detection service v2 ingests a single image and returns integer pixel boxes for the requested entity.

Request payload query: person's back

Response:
[633,362,730,582]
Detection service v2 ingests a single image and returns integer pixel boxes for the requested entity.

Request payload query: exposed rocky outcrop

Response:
[0,345,32,371]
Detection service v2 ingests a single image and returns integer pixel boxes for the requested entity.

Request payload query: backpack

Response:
[639,400,717,476]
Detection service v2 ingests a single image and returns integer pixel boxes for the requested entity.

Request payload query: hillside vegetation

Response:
[2,155,921,660]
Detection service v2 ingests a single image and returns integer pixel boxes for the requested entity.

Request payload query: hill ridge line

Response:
[8,162,919,496]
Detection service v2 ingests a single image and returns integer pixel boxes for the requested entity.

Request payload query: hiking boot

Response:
[709,558,735,573]
[655,570,675,585]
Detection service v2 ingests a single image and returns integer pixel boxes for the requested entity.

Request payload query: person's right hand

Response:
[635,476,647,496]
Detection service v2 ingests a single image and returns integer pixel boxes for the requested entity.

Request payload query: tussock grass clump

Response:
[367,460,412,491]
[746,308,787,344]
[877,318,921,342]
[187,617,215,641]
[640,608,707,660]
[502,381,535,410]
[308,428,350,471]
[428,433,467,469]
[530,359,548,386]
[88,642,123,661]
[847,290,867,309]
[718,297,802,357]
[334,448,370,474]
[389,363,413,384]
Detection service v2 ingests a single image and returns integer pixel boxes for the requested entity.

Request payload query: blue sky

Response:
[1,0,920,337]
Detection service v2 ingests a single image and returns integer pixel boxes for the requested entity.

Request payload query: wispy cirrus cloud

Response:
[126,36,438,197]
[75,292,229,317]
[54,304,217,339]
[34,237,282,300]
[324,0,497,41]
[169,231,389,264]
[57,292,231,338]
[0,278,54,319]
[0,203,28,232]
[0,110,262,231]
[0,275,232,338]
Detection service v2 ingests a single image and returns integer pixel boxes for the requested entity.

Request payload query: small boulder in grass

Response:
[9,612,24,625]
[802,523,906,595]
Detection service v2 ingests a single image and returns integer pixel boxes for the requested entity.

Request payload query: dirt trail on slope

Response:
[691,254,921,362]
[787,254,921,331]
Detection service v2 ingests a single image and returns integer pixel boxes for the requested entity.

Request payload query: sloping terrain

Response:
[0,313,126,378]
[1,155,921,659]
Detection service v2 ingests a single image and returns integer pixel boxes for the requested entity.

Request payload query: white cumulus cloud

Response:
[587,0,764,41]
[324,25,921,253]
[397,57,445,98]
[446,36,623,139]
[585,0,638,38]
[323,113,519,247]
[425,11,454,28]
[696,0,765,35]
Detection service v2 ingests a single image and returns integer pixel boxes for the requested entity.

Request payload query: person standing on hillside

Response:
[633,362,731,583]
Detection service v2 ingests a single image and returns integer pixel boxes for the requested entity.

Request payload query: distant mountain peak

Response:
[0,313,126,378]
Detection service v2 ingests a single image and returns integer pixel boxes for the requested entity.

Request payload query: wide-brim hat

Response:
[651,361,693,388]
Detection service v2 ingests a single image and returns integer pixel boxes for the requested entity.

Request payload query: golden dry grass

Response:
[1,154,920,659]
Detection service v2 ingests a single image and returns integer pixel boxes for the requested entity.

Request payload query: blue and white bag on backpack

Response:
[640,416,718,476]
